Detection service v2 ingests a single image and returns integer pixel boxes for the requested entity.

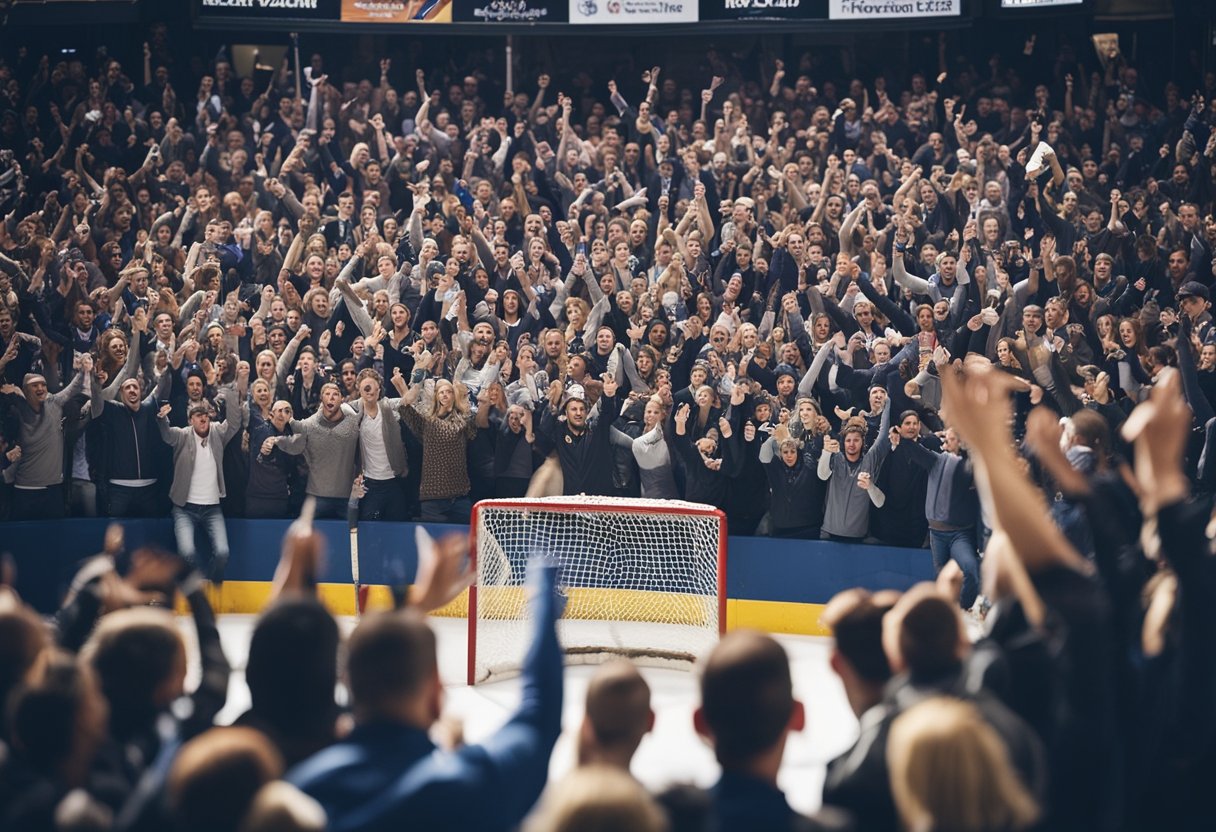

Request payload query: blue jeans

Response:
[929,528,979,610]
[310,496,348,520]
[172,503,230,581]
[421,496,471,524]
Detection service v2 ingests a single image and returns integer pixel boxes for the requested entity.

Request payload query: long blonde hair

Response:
[888,697,1039,832]
[523,765,668,832]
[427,378,470,420]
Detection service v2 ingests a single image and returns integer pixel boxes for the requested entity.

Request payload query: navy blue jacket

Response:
[288,566,565,831]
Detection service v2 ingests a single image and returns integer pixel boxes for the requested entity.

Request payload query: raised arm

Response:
[940,364,1089,578]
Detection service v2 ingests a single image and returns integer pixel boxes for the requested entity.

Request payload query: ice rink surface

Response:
[186,614,859,816]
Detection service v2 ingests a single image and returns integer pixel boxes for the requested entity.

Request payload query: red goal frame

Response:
[467,498,728,685]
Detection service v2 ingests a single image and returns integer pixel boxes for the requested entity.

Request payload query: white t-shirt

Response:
[359,407,395,481]
[186,431,220,505]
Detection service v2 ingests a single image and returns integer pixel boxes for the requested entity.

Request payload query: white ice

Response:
[183,615,859,816]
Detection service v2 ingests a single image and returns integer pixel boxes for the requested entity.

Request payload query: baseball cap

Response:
[1177,281,1210,302]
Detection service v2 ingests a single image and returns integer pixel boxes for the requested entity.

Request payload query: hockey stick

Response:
[349,475,368,616]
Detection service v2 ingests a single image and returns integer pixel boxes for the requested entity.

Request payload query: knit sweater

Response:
[400,404,476,501]
[276,410,363,499]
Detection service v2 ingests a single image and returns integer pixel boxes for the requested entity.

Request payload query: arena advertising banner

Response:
[568,0,698,25]
[827,0,959,19]
[699,0,821,22]
[194,0,974,26]
[456,0,567,22]
[196,0,340,21]
[341,0,454,21]
[1001,0,1081,6]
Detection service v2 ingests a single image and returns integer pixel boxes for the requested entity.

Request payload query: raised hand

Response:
[408,527,475,612]
[1121,369,1191,513]
[718,416,733,438]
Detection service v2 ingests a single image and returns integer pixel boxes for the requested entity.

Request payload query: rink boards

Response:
[4,518,935,636]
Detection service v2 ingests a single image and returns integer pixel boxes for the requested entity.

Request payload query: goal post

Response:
[467,496,727,685]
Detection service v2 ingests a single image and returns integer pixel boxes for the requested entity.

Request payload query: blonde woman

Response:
[524,765,667,832]
[562,296,593,354]
[888,697,1040,832]
[395,356,476,523]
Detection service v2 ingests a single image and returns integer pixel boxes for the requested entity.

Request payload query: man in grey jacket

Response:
[1,355,90,518]
[263,381,362,519]
[158,396,245,582]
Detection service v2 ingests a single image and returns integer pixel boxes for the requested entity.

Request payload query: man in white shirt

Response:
[158,400,244,582]
[344,368,409,520]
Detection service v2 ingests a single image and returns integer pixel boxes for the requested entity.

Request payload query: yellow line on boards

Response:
[177,583,829,637]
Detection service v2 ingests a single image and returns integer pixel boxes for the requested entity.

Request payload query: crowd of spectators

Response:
[1,17,1216,832]
[0,331,1213,832]
[1,26,1216,583]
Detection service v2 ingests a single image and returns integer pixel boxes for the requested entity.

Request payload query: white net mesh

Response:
[469,496,725,684]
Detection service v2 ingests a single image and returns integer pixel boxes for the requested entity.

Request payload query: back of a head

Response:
[237,781,327,832]
[0,604,49,740]
[888,697,1039,832]
[821,588,897,685]
[80,607,184,726]
[167,727,284,832]
[699,630,792,768]
[888,586,963,680]
[1069,408,1109,457]
[524,765,669,832]
[585,660,652,754]
[7,649,105,778]
[247,598,340,730]
[345,609,437,717]
[653,784,712,832]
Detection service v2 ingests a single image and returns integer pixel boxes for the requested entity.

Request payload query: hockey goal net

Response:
[468,496,727,685]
